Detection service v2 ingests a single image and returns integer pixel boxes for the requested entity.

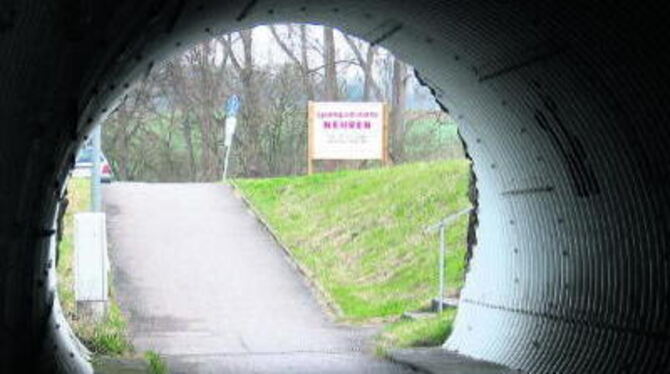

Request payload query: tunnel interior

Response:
[0,1,669,373]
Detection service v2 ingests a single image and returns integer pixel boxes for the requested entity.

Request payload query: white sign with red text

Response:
[311,102,385,160]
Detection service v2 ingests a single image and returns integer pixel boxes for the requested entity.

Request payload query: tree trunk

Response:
[390,58,407,163]
[322,27,339,171]
[323,27,338,101]
[300,25,314,100]
[239,29,263,177]
[181,115,198,180]
[363,45,376,101]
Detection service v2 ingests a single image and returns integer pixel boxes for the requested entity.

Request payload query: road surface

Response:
[103,183,414,373]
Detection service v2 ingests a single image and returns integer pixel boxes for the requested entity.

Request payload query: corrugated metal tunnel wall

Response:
[0,1,668,373]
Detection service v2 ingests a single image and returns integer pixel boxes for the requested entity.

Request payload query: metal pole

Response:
[222,115,237,181]
[90,124,102,212]
[223,95,240,181]
[223,142,233,181]
[438,224,445,313]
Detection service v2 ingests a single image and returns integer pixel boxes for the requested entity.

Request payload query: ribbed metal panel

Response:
[0,0,668,372]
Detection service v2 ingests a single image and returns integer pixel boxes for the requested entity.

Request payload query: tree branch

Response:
[268,25,302,67]
[220,34,242,72]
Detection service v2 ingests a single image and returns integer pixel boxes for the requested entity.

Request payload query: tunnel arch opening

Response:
[1,1,669,373]
[65,22,474,368]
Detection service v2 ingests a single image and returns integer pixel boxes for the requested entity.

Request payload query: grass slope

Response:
[375,309,457,356]
[235,160,471,322]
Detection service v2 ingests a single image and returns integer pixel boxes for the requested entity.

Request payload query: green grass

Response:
[56,177,134,356]
[74,298,134,356]
[145,351,169,374]
[375,310,457,357]
[57,178,91,314]
[234,160,471,322]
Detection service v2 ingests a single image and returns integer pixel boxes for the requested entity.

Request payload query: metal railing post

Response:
[425,207,472,313]
[438,224,445,313]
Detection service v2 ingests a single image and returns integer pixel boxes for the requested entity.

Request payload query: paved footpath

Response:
[103,183,415,374]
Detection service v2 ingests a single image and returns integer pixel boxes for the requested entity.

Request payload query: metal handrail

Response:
[424,207,472,313]
[424,207,472,233]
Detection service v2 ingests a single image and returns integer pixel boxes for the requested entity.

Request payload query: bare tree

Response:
[390,58,408,162]
[162,61,199,180]
[104,79,154,180]
[323,27,338,101]
[101,24,459,182]
[221,29,266,176]
[343,35,383,101]
[269,25,315,100]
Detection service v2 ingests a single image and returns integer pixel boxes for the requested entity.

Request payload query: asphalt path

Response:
[103,183,415,373]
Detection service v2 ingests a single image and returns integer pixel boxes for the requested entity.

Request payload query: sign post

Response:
[90,124,102,212]
[383,103,390,166]
[307,102,315,175]
[307,101,389,175]
[223,95,240,181]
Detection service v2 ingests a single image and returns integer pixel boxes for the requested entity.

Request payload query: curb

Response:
[227,180,344,319]
[387,348,517,374]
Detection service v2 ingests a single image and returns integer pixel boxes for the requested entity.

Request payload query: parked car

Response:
[72,147,114,183]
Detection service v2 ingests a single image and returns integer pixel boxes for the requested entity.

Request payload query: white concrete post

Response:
[74,212,108,320]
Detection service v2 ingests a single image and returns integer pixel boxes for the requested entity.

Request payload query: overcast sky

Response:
[217,24,439,110]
